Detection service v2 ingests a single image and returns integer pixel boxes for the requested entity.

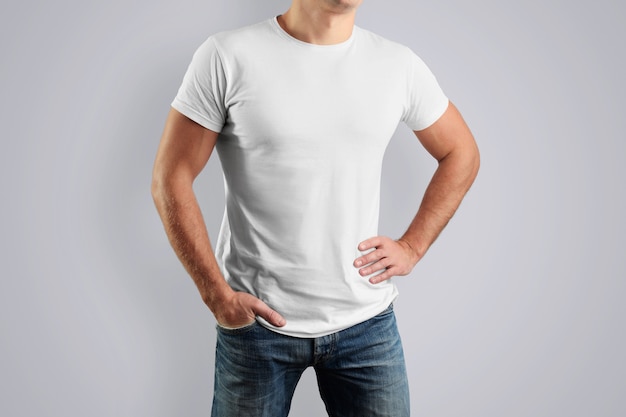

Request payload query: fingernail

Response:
[355,260,362,267]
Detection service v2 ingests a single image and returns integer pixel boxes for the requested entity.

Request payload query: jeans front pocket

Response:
[215,319,258,335]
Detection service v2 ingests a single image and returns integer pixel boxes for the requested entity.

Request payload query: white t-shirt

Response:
[172,17,449,337]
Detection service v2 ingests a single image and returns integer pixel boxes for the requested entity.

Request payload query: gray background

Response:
[1,0,624,416]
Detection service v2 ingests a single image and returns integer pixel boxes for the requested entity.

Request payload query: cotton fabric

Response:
[172,17,448,337]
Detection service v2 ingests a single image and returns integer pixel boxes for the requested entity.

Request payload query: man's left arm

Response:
[354,101,480,283]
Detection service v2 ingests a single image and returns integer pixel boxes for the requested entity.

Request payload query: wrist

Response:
[202,281,235,315]
[397,237,424,264]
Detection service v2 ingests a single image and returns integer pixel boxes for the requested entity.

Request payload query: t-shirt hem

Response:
[255,293,399,338]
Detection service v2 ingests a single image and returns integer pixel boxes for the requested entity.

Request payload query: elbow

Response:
[151,164,195,212]
[151,168,162,205]
[151,165,171,210]
[460,133,481,183]
[441,139,481,186]
[448,140,480,191]
[470,144,481,180]
[462,144,480,193]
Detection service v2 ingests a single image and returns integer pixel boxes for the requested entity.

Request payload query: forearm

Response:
[354,102,478,282]
[152,181,232,313]
[151,109,285,327]
[399,146,480,260]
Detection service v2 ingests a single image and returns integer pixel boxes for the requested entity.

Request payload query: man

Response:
[152,0,479,416]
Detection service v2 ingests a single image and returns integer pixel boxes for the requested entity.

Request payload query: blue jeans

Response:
[211,304,410,417]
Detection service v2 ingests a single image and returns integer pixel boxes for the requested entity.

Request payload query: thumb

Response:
[253,300,286,327]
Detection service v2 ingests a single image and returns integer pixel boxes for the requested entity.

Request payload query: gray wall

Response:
[1,1,624,416]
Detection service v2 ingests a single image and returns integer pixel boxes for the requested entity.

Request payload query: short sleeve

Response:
[171,37,228,132]
[401,51,449,131]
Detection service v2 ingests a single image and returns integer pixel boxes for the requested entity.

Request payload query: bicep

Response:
[153,108,219,185]
[414,101,477,162]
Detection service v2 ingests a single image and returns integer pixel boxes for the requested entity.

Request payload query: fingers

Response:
[368,268,395,284]
[357,236,383,252]
[357,257,389,277]
[353,236,392,270]
[252,298,286,327]
[217,292,286,328]
[354,236,418,284]
[353,248,385,269]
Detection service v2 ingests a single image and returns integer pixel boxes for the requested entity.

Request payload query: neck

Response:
[278,1,359,45]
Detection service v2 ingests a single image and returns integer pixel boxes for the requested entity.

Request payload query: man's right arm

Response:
[151,108,286,328]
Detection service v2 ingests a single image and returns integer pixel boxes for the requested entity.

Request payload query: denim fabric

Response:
[211,305,410,417]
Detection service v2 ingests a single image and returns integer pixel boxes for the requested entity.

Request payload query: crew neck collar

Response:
[270,16,356,49]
